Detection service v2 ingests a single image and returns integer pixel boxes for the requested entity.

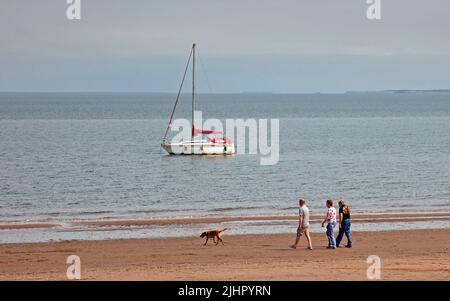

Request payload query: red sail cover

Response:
[207,137,230,144]
[192,125,222,136]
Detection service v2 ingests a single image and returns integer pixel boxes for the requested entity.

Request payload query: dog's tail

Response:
[220,228,230,233]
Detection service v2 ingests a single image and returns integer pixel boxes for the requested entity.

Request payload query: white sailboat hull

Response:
[161,141,235,155]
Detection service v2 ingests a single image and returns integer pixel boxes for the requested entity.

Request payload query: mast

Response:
[161,46,193,143]
[191,43,196,141]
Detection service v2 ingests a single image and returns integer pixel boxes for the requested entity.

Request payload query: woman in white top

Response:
[321,199,337,249]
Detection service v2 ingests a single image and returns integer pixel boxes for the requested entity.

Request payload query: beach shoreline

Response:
[2,211,450,229]
[1,212,450,244]
[1,228,449,280]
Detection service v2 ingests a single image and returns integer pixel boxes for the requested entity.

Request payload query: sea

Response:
[1,92,450,242]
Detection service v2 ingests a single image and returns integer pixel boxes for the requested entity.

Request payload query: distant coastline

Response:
[1,89,450,95]
[346,89,450,94]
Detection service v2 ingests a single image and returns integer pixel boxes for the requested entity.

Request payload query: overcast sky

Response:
[1,0,450,93]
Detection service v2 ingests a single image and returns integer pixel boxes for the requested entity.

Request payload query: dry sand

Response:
[1,229,449,280]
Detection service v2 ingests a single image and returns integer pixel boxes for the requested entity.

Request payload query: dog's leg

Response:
[204,237,208,246]
[213,237,216,244]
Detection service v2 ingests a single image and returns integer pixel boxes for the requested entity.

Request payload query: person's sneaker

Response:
[289,245,297,249]
[345,245,352,248]
[331,247,336,249]
[307,246,313,250]
[326,246,332,249]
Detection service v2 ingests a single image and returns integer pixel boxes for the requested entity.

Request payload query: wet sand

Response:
[2,212,450,230]
[1,229,449,280]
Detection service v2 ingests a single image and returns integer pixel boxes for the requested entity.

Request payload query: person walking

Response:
[290,199,313,250]
[321,199,337,249]
[336,199,352,248]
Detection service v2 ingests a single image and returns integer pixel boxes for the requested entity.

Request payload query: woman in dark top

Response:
[336,199,352,248]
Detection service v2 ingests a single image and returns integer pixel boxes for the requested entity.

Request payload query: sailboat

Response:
[161,44,236,155]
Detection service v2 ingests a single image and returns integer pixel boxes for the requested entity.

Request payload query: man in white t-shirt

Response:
[321,199,337,249]
[290,199,313,250]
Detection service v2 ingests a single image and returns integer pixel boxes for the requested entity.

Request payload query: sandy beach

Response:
[1,228,449,280]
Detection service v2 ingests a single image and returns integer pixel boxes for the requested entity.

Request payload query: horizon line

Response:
[1,89,450,94]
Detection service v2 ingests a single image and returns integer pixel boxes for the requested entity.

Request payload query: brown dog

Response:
[200,228,230,245]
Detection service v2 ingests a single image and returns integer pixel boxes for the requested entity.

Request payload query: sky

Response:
[1,0,450,93]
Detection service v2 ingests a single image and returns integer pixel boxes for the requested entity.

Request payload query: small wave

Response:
[209,206,264,212]
[75,211,115,215]
[124,208,186,214]
[35,210,116,217]
[429,201,450,207]
[13,202,34,208]
[283,206,298,210]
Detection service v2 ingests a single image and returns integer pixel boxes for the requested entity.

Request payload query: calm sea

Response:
[1,92,450,242]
